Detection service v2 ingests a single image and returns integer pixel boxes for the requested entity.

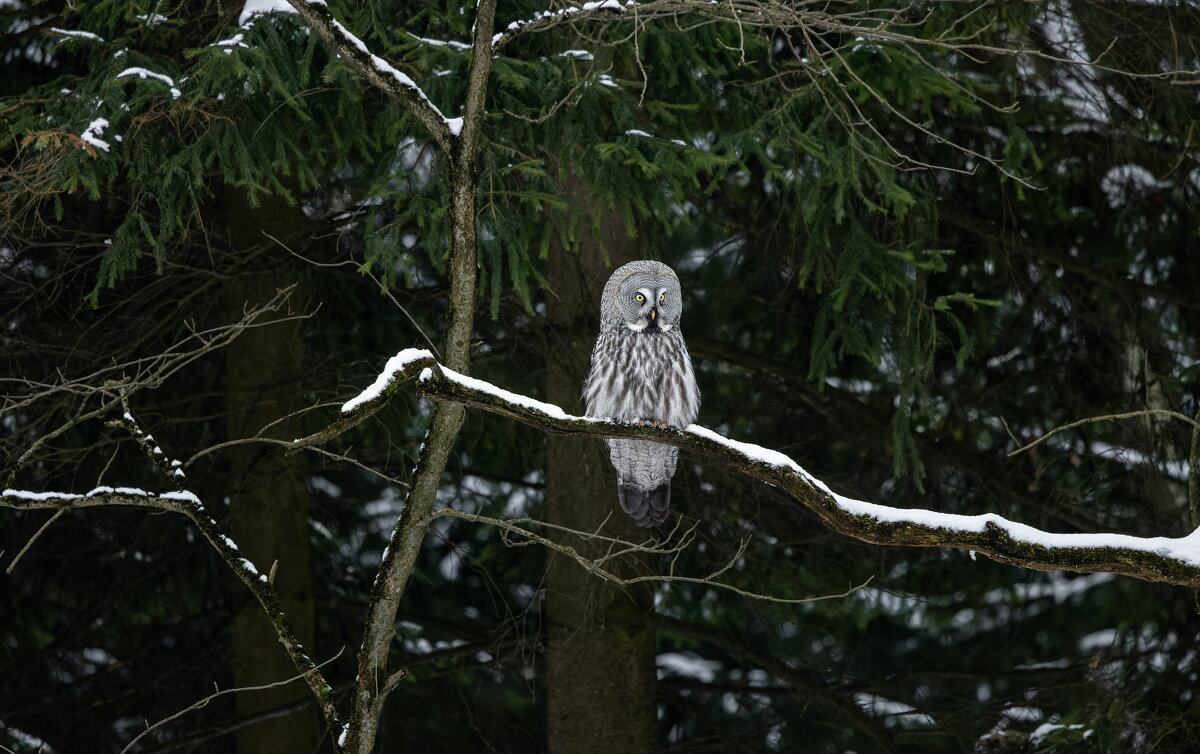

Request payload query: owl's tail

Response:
[618,483,671,528]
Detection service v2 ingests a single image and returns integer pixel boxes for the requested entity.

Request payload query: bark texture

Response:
[543,211,659,752]
[223,189,318,752]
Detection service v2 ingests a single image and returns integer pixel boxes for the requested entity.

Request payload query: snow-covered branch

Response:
[283,0,458,145]
[295,350,1200,588]
[2,408,342,735]
[493,0,1198,84]
[1,486,340,729]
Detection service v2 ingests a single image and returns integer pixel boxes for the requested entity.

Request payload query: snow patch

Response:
[115,67,182,98]
[624,128,686,146]
[494,0,633,44]
[428,364,581,422]
[160,490,201,504]
[341,348,434,412]
[3,489,83,501]
[238,0,299,26]
[87,486,149,496]
[213,33,249,50]
[50,27,103,41]
[657,652,721,683]
[410,34,470,50]
[81,118,111,152]
[1031,723,1093,744]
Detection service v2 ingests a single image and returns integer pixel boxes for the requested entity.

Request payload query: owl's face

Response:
[600,260,684,333]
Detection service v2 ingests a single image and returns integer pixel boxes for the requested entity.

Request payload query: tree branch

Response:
[120,649,344,754]
[294,351,1200,588]
[295,2,499,749]
[439,508,867,604]
[283,0,455,147]
[0,486,341,731]
[1008,408,1200,457]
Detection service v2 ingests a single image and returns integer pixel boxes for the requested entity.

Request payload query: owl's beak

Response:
[649,309,656,321]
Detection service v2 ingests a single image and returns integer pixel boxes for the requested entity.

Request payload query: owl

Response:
[583,260,700,527]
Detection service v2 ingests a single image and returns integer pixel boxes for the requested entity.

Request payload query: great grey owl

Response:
[583,260,700,527]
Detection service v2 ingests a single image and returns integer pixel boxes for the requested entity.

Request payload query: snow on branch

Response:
[115,67,182,99]
[493,0,633,47]
[0,484,340,727]
[282,0,459,145]
[293,350,1200,587]
[2,410,341,732]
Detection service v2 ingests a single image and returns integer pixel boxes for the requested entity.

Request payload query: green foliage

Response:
[4,0,1200,751]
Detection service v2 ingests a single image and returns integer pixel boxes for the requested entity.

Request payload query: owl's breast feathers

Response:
[583,326,700,429]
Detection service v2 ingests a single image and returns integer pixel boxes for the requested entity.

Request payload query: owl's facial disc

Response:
[626,286,673,332]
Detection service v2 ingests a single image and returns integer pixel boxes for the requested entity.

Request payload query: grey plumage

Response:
[583,260,700,527]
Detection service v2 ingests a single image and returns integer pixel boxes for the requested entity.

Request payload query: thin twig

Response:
[264,231,441,357]
[5,508,65,574]
[120,649,344,754]
[441,508,873,604]
[1008,409,1200,458]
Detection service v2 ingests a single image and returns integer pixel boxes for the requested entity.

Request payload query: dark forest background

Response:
[2,0,1199,752]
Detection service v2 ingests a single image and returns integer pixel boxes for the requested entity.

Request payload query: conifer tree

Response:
[3,0,1199,752]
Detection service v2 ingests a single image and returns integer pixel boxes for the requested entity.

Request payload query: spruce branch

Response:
[283,0,455,147]
[490,0,1197,187]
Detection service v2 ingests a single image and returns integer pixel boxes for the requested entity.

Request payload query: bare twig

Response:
[120,649,344,754]
[1008,409,1200,458]
[0,488,341,730]
[440,508,871,604]
[8,286,304,468]
[1189,408,1200,530]
[4,508,64,574]
[264,231,441,357]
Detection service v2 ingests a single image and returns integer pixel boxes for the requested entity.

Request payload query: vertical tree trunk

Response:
[222,190,318,752]
[543,205,658,753]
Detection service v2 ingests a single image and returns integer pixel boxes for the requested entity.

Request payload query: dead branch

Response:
[5,285,305,469]
[440,507,872,604]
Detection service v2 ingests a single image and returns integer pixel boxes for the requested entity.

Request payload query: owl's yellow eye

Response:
[634,293,645,302]
[659,293,666,303]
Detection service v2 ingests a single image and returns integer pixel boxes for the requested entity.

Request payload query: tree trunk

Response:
[543,208,658,753]
[222,190,319,752]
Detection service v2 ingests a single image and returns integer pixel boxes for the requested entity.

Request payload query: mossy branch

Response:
[294,352,1200,588]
